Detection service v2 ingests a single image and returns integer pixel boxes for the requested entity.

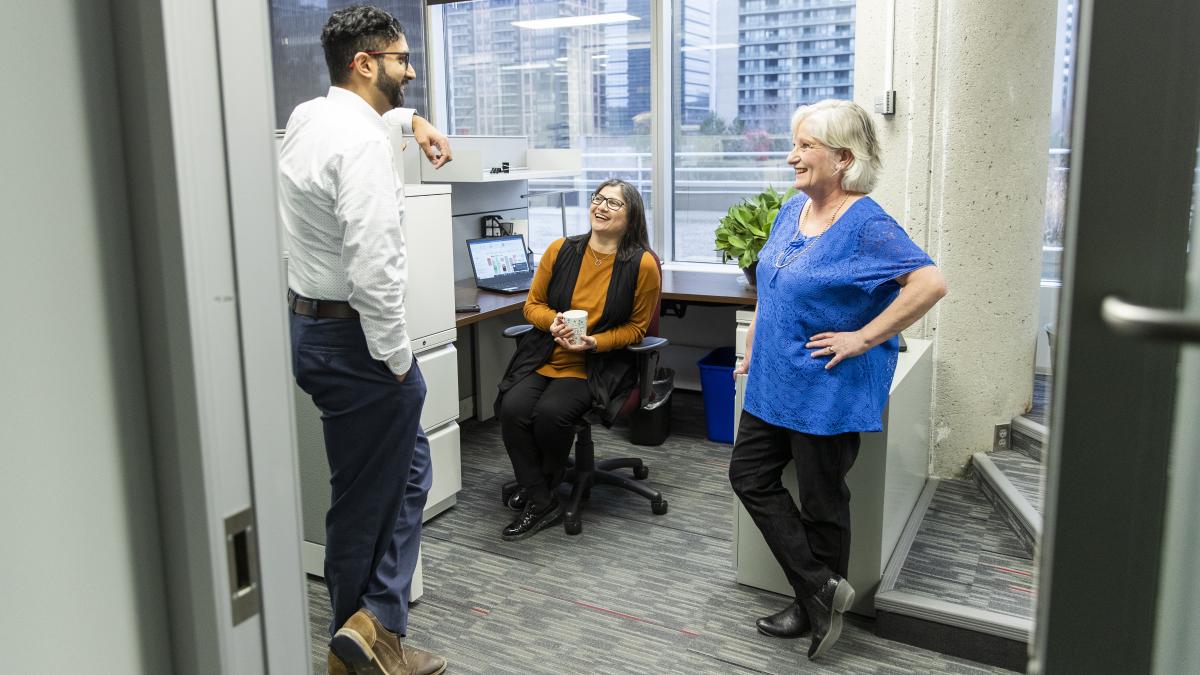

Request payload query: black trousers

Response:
[499,373,592,501]
[729,410,861,598]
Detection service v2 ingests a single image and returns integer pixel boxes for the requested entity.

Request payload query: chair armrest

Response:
[627,336,668,353]
[502,324,534,339]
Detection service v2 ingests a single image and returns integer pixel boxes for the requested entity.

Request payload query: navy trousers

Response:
[290,312,430,636]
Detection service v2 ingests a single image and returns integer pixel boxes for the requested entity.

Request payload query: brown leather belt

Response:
[288,289,359,319]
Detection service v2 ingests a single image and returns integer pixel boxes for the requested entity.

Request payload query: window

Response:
[268,1,428,130]
[672,0,855,263]
[1042,0,1077,281]
[439,0,653,256]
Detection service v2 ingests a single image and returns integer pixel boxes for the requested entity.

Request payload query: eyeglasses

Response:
[350,51,410,69]
[590,194,626,212]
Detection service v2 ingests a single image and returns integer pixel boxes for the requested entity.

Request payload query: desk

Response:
[661,270,757,305]
[454,279,527,327]
[454,270,755,328]
[455,271,757,420]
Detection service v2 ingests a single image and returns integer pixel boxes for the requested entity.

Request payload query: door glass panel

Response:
[1153,143,1200,673]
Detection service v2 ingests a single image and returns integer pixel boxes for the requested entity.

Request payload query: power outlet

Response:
[993,423,1011,451]
[874,90,896,115]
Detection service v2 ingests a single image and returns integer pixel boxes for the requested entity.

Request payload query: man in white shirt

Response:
[279,7,450,675]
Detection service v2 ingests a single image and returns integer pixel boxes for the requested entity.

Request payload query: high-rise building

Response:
[1049,0,1076,147]
[442,0,719,140]
[736,0,855,132]
[443,1,607,146]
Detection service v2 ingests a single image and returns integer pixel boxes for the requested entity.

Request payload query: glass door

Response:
[1032,0,1200,672]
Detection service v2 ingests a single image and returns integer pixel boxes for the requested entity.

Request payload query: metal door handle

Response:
[1101,295,1200,342]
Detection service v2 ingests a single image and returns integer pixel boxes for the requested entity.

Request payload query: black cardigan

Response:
[495,234,645,426]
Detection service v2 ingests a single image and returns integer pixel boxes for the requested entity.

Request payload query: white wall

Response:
[0,2,171,672]
[855,0,1058,475]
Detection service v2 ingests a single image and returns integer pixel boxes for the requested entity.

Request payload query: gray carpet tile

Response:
[306,392,1010,673]
[901,516,986,585]
[928,478,995,523]
[978,512,1034,561]
[1011,425,1043,462]
[894,479,1038,624]
[1025,374,1050,426]
[893,569,974,605]
[965,552,1036,617]
[972,471,1037,555]
[987,450,1044,515]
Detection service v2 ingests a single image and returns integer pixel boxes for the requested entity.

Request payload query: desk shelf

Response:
[397,135,582,184]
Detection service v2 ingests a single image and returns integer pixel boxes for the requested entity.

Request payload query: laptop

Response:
[466,234,535,293]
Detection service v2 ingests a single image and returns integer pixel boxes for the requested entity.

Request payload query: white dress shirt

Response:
[279,86,417,376]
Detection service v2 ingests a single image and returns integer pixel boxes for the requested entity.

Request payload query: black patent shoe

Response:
[501,498,562,541]
[801,575,855,660]
[755,600,811,638]
[506,487,528,511]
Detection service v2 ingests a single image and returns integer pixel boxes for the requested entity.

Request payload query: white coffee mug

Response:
[562,309,589,346]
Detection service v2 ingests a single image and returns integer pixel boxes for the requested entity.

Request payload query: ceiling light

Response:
[512,13,639,30]
[500,62,552,71]
[681,42,740,52]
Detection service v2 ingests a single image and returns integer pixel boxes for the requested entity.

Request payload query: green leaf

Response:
[714,183,798,261]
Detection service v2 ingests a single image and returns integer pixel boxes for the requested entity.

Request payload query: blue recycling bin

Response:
[697,346,737,444]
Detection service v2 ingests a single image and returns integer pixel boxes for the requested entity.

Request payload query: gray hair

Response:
[790,99,882,193]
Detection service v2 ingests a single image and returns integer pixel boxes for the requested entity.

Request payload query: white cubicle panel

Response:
[417,343,459,432]
[405,185,456,349]
[424,423,462,520]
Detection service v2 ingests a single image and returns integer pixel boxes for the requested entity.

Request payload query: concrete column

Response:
[855,0,1058,475]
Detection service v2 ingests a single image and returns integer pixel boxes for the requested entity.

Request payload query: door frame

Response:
[111,0,309,672]
[1032,0,1200,672]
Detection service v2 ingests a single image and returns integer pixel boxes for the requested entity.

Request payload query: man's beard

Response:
[376,69,406,108]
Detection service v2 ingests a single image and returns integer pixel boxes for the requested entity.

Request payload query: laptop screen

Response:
[467,235,530,281]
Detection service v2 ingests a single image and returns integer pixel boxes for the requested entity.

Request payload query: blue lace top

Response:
[744,195,934,435]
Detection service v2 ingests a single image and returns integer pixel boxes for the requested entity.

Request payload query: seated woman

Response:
[495,179,660,541]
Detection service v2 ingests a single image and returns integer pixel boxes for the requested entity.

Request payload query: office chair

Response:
[499,254,671,535]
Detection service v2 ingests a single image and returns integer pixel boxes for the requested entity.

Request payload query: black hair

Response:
[591,179,652,262]
[320,5,404,86]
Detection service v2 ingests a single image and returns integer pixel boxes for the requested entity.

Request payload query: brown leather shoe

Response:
[403,645,447,675]
[328,649,355,675]
[329,608,447,675]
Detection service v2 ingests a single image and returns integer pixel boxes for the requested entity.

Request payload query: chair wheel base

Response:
[651,499,668,515]
[633,465,649,480]
[564,518,582,535]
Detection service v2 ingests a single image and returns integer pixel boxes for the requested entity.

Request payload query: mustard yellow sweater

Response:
[524,238,660,380]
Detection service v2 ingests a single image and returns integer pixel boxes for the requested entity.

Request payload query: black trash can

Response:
[630,367,674,446]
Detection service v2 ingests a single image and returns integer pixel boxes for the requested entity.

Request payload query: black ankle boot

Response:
[801,575,855,660]
[501,498,562,541]
[506,487,528,511]
[755,600,810,638]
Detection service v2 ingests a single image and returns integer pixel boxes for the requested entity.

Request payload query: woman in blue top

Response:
[729,100,947,661]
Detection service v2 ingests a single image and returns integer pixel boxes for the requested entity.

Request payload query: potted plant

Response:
[715,186,797,286]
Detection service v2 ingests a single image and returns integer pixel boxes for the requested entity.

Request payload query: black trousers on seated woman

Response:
[729,410,861,598]
[499,373,592,507]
